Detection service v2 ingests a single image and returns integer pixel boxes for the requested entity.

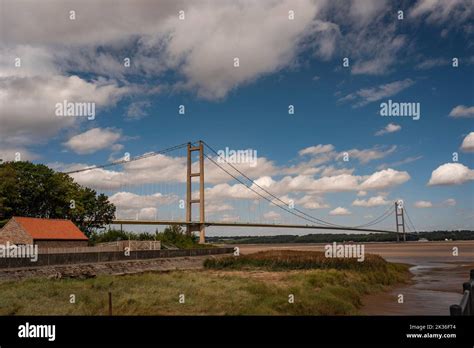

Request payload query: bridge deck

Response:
[112,220,395,234]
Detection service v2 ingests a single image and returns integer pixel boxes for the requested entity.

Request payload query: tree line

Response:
[0,161,115,236]
[208,230,474,244]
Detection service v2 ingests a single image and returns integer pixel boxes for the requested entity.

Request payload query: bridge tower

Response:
[186,141,206,244]
[395,200,406,242]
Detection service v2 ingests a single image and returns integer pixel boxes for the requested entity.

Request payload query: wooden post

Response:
[463,282,472,315]
[450,304,462,316]
[471,270,474,315]
[108,291,112,316]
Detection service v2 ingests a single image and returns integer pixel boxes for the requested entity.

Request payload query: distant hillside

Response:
[208,230,474,244]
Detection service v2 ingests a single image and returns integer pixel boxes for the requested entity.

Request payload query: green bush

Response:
[90,225,209,249]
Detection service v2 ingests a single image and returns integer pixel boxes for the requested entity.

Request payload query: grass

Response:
[0,250,410,315]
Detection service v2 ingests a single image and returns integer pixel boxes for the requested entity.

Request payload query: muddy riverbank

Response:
[236,241,474,315]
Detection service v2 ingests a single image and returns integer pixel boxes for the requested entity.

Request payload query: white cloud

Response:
[126,101,151,120]
[339,79,415,107]
[337,145,396,164]
[415,58,448,70]
[460,132,474,153]
[64,128,122,155]
[206,203,234,214]
[375,123,401,136]
[0,74,130,147]
[138,207,157,220]
[109,191,178,220]
[409,0,474,26]
[376,156,423,170]
[329,207,351,216]
[350,29,406,75]
[442,198,457,206]
[204,156,279,184]
[203,167,410,202]
[449,105,474,118]
[320,166,354,177]
[263,211,281,221]
[299,144,335,156]
[352,195,391,207]
[360,168,410,190]
[160,0,325,99]
[205,183,258,201]
[414,200,433,208]
[295,195,330,209]
[428,163,474,186]
[109,191,177,210]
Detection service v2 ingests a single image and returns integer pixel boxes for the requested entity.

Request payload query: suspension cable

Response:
[62,142,191,174]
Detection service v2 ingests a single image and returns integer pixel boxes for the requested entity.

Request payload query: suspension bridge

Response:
[64,141,417,243]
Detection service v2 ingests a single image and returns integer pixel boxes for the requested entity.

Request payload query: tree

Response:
[0,161,116,236]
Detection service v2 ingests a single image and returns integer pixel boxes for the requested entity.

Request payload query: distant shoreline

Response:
[208,230,474,244]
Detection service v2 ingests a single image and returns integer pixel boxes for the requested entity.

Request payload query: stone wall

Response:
[0,247,235,268]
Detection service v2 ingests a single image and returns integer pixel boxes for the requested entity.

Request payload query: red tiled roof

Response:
[13,217,88,241]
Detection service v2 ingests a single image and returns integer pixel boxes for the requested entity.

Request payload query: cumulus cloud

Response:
[449,105,474,118]
[109,191,178,220]
[427,163,474,186]
[460,132,474,152]
[360,168,410,190]
[160,0,325,99]
[295,195,330,209]
[198,167,410,203]
[0,74,130,146]
[109,191,178,209]
[299,144,335,156]
[414,200,433,208]
[64,128,122,154]
[329,207,351,216]
[352,195,391,207]
[375,123,401,136]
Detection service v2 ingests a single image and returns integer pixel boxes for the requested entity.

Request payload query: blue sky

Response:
[1,0,473,234]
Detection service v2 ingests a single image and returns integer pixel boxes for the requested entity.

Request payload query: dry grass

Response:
[0,250,410,315]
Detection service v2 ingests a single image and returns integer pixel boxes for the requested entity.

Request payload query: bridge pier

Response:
[186,141,206,243]
[395,201,406,242]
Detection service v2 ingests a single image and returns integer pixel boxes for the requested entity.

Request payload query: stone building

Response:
[0,216,88,249]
